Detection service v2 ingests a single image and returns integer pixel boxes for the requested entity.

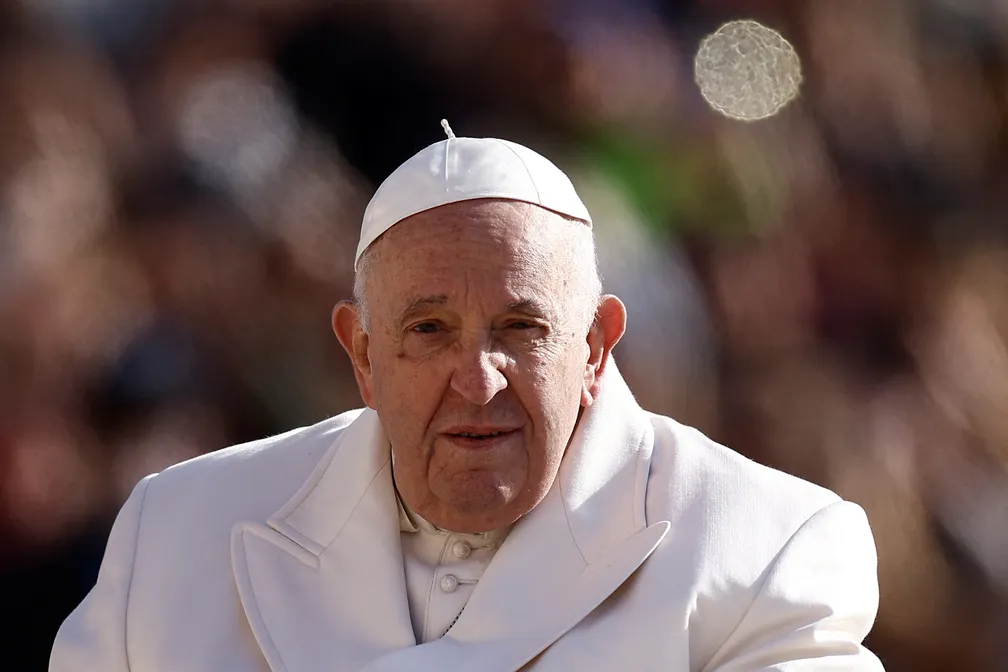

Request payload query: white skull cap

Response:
[354,120,592,270]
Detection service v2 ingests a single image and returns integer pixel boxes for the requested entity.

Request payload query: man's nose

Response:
[450,345,508,406]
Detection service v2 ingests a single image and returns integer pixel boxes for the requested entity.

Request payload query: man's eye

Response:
[509,322,535,330]
[411,322,441,334]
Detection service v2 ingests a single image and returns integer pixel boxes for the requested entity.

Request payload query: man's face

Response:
[336,200,616,533]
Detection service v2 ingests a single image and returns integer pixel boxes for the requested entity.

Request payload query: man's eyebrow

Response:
[393,296,551,328]
[504,299,550,318]
[395,295,449,327]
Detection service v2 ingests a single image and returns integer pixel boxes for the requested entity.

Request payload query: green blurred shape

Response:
[579,127,749,239]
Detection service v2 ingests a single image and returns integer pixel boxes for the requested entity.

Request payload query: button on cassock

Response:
[452,541,472,559]
[439,574,459,593]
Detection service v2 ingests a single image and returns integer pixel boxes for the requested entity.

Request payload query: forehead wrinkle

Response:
[371,208,541,279]
[365,200,590,321]
[396,293,449,319]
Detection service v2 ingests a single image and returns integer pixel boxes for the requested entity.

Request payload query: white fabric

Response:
[50,363,884,671]
[395,485,509,643]
[355,132,591,270]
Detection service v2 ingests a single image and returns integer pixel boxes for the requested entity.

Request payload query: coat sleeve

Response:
[49,475,155,672]
[703,500,885,671]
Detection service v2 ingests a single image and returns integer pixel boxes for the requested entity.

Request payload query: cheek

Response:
[515,346,587,425]
[373,359,443,440]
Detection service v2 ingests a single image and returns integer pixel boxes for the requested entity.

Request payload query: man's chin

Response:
[428,490,526,533]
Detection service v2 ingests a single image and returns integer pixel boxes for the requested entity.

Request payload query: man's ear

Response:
[332,300,377,409]
[582,295,627,407]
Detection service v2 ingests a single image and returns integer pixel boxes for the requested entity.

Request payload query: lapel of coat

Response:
[231,410,417,672]
[362,362,671,672]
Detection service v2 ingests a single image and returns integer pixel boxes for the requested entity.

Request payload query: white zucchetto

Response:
[354,120,592,270]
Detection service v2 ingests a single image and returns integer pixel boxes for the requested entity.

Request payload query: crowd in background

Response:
[1,0,1007,669]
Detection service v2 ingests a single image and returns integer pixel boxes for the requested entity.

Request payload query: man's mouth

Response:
[442,426,521,446]
[455,430,508,439]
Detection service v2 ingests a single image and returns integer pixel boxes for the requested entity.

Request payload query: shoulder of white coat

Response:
[645,412,841,527]
[642,414,859,666]
[137,408,366,523]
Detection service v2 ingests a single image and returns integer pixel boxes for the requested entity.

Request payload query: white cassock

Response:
[395,477,512,645]
[49,362,884,671]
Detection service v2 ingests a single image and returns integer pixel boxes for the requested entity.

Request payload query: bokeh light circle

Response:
[694,19,802,121]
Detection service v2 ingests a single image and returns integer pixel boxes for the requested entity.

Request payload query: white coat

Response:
[50,364,883,670]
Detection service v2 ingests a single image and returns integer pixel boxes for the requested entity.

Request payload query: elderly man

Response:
[51,124,883,671]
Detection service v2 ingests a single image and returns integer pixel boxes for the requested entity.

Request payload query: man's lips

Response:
[440,426,522,446]
[441,425,522,437]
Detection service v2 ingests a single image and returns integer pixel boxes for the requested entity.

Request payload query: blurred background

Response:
[1,0,1007,669]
